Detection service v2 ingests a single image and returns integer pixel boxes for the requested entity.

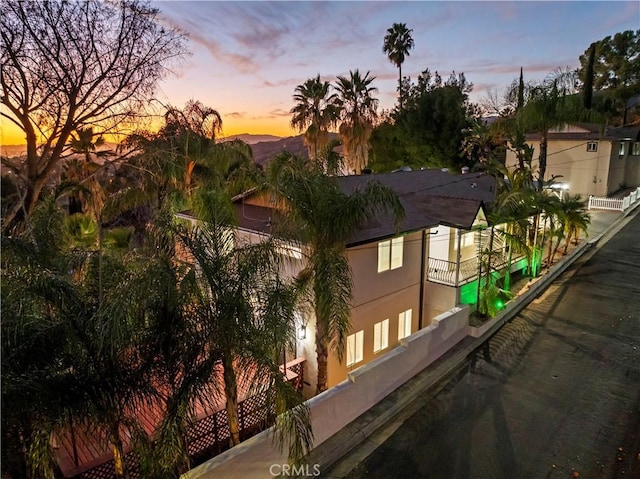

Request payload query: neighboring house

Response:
[185,168,512,396]
[505,122,640,198]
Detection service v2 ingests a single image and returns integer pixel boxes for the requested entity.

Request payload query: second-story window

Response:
[373,319,389,353]
[346,330,364,367]
[377,236,404,272]
[398,309,412,340]
[633,142,640,156]
[586,141,598,152]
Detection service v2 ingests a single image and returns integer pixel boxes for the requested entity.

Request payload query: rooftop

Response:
[229,169,496,247]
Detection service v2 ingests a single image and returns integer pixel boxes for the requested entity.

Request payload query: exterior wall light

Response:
[297,325,306,340]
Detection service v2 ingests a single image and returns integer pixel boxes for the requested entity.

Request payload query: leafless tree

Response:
[1,0,188,231]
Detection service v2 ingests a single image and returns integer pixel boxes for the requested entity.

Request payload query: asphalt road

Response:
[342,212,640,479]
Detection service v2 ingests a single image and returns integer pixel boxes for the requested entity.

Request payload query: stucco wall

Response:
[349,231,423,307]
[625,152,640,188]
[184,305,470,479]
[423,281,458,321]
[505,139,613,197]
[326,231,425,389]
[607,141,628,194]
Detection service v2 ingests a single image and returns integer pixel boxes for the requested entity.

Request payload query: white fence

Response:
[588,187,640,211]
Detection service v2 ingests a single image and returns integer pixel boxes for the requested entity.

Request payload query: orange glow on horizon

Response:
[1,121,26,146]
[221,116,297,138]
[1,115,298,147]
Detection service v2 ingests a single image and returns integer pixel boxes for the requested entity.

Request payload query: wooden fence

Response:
[71,359,304,479]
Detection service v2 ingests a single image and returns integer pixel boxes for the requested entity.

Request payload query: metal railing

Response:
[427,251,526,287]
[427,257,478,286]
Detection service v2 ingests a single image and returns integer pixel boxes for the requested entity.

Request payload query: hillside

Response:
[0,145,27,158]
[250,135,309,166]
[250,133,341,166]
[220,133,282,145]
[2,134,337,170]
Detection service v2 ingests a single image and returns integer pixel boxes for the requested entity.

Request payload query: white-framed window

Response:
[377,236,404,272]
[619,142,626,156]
[346,330,364,367]
[373,319,389,353]
[633,142,640,156]
[398,309,412,340]
[454,230,475,250]
[586,141,598,152]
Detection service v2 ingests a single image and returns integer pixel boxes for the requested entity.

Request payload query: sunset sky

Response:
[1,1,639,145]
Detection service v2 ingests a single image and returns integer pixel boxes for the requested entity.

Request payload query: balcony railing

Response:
[427,257,478,286]
[427,252,526,287]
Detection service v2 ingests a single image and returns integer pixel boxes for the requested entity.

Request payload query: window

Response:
[346,330,364,366]
[377,236,404,272]
[633,142,640,156]
[586,141,598,152]
[454,230,475,250]
[398,309,412,340]
[619,142,626,156]
[373,319,389,353]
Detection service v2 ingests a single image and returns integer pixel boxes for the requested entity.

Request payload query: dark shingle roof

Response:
[230,169,496,247]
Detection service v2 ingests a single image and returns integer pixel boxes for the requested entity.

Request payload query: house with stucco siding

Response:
[504,122,640,198]
[220,169,508,395]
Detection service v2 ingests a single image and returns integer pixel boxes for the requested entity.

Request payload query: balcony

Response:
[427,252,525,287]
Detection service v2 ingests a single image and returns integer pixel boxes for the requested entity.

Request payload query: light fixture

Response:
[297,325,306,340]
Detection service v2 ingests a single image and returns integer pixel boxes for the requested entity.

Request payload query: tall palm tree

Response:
[268,157,404,393]
[290,75,341,162]
[335,70,379,174]
[382,23,414,111]
[172,192,313,457]
[517,78,572,189]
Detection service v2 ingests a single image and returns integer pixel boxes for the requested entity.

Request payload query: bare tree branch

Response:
[1,0,188,230]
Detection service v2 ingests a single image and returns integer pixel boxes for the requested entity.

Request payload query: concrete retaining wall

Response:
[184,306,470,479]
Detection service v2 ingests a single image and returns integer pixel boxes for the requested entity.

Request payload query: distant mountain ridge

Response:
[220,133,282,145]
[2,134,328,169]
[250,135,308,166]
[1,143,119,159]
[249,132,341,166]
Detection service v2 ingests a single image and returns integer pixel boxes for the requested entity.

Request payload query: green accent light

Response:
[460,280,479,305]
[495,298,505,310]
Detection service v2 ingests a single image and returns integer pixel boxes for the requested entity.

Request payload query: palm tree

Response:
[290,75,341,162]
[172,191,313,457]
[382,23,414,111]
[558,194,590,255]
[489,162,537,290]
[268,157,404,393]
[68,127,106,164]
[335,70,379,174]
[64,127,110,215]
[516,78,573,189]
[1,194,156,479]
[1,196,73,479]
